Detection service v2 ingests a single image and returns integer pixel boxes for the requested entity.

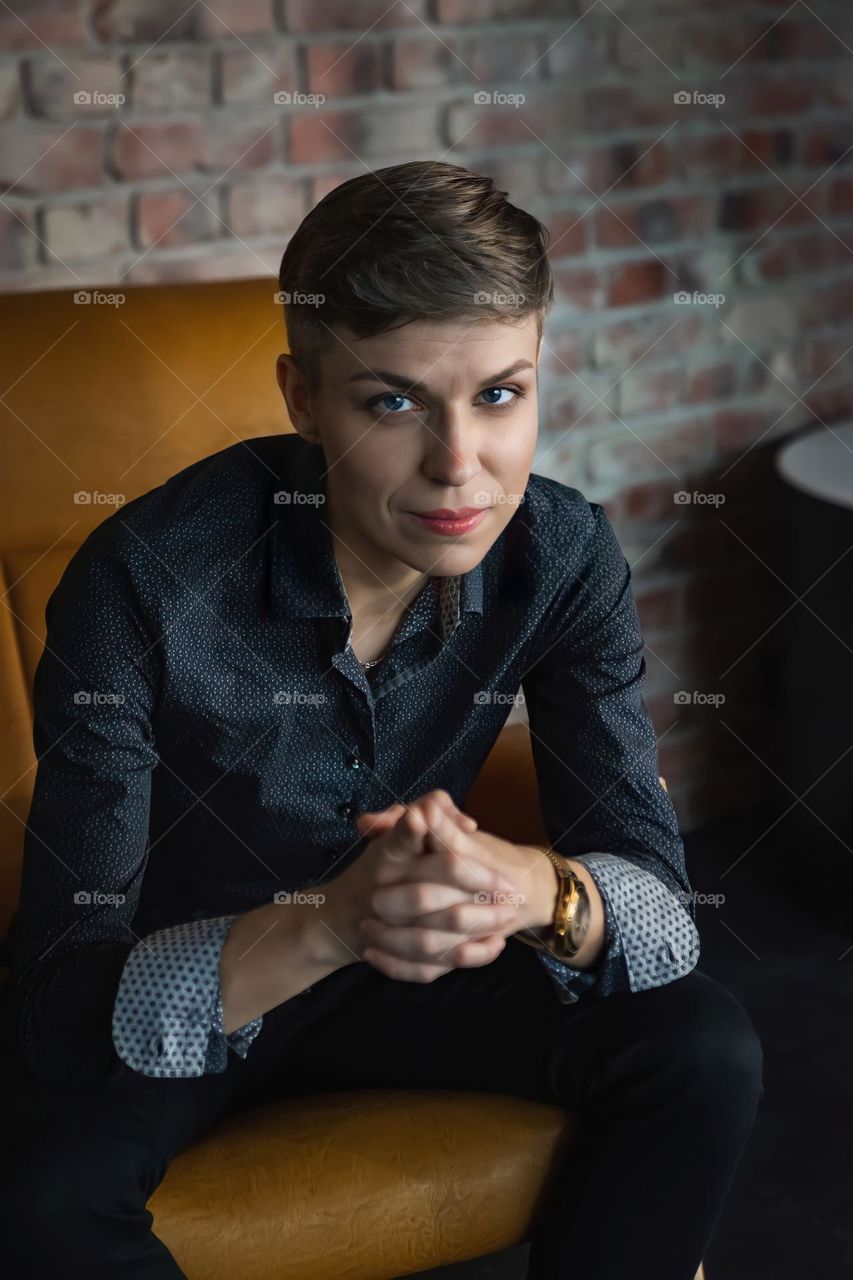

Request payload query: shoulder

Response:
[58,434,294,603]
[520,471,614,565]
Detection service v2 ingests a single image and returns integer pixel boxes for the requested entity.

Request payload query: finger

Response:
[362,899,516,946]
[354,803,406,837]
[361,946,451,983]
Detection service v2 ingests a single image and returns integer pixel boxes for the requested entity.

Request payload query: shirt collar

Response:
[268,436,484,625]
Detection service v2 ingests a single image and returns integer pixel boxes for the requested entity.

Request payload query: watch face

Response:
[571,895,591,947]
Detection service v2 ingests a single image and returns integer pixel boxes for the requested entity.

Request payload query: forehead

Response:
[326,314,541,383]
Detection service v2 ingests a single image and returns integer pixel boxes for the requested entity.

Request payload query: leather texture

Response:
[0,280,703,1280]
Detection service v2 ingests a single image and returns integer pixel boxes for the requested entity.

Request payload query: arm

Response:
[518,502,699,1005]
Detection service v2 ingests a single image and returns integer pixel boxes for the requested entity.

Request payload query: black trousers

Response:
[1,938,764,1280]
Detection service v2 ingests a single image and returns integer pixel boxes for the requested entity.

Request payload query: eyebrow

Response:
[348,359,536,394]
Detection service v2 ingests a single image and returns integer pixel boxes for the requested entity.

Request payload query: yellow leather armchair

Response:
[0,281,702,1279]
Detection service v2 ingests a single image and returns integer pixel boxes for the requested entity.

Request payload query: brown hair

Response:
[277,160,554,396]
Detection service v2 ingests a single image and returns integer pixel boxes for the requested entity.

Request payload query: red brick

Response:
[547,16,610,76]
[619,365,682,418]
[289,103,439,163]
[306,41,381,97]
[202,119,279,173]
[0,0,85,50]
[607,260,670,307]
[539,327,586,377]
[623,479,685,523]
[684,362,737,404]
[613,22,684,75]
[465,30,543,82]
[227,178,305,237]
[802,125,853,170]
[111,121,205,180]
[606,139,672,190]
[310,170,359,203]
[596,194,716,250]
[198,0,275,36]
[0,124,104,194]
[548,372,619,430]
[284,0,426,31]
[387,38,459,90]
[744,74,814,116]
[135,189,220,250]
[92,0,196,42]
[552,265,607,312]
[718,184,818,233]
[27,55,127,120]
[132,52,212,113]
[672,133,742,182]
[449,91,579,147]
[220,44,299,105]
[543,148,610,198]
[830,178,853,217]
[542,208,586,259]
[584,85,674,131]
[592,311,705,368]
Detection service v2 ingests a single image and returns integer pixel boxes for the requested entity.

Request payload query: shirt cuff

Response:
[527,852,700,1004]
[112,914,264,1078]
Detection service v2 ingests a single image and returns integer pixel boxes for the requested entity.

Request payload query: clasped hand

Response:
[338,789,538,983]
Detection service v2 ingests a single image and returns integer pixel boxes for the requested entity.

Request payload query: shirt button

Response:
[347,753,361,769]
[338,801,355,819]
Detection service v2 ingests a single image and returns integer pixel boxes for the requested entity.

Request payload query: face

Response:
[275,313,541,601]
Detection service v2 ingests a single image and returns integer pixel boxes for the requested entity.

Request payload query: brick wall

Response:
[1,0,852,831]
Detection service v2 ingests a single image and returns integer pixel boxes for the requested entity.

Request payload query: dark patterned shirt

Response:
[0,433,699,1085]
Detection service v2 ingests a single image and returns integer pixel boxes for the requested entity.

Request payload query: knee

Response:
[663,972,765,1121]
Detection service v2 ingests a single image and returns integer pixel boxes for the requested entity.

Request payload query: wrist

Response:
[517,845,561,935]
[303,888,360,973]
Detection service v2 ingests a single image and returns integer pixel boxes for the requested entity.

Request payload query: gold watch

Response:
[515,847,590,960]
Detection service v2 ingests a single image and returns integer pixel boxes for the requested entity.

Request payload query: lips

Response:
[407,507,490,537]
[412,507,484,518]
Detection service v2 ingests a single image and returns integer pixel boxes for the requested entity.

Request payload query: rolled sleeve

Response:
[113,914,264,1079]
[531,853,699,1005]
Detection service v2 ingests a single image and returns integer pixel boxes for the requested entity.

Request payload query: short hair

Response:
[277,159,554,396]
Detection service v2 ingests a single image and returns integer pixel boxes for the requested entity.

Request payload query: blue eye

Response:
[365,385,525,418]
[370,392,417,415]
